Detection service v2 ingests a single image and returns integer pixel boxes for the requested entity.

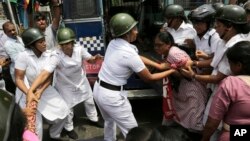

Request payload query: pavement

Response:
[43,98,163,141]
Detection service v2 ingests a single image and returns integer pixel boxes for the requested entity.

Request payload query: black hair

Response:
[148,126,191,141]
[155,32,175,46]
[34,12,46,21]
[2,21,13,33]
[227,41,250,75]
[7,104,26,141]
[125,127,152,141]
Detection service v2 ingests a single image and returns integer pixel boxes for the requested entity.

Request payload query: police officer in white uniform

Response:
[162,4,197,46]
[15,28,70,140]
[188,4,220,64]
[93,13,176,141]
[27,27,104,139]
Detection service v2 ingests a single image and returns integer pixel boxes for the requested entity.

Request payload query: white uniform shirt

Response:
[45,24,58,51]
[44,45,93,108]
[244,32,250,41]
[98,38,145,85]
[218,34,247,75]
[164,21,197,45]
[194,28,220,55]
[45,44,92,80]
[208,34,246,91]
[15,49,69,120]
[15,49,52,84]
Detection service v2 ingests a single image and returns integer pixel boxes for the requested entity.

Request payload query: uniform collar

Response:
[26,49,51,57]
[226,34,246,48]
[114,38,138,53]
[202,28,216,40]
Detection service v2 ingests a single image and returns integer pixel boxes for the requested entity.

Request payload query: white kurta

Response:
[15,49,69,120]
[44,45,93,108]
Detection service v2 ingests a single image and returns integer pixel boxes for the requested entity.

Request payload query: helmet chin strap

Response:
[31,45,43,57]
[168,18,174,28]
[124,32,131,42]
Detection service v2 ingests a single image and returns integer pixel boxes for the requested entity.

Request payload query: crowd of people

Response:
[1,1,250,141]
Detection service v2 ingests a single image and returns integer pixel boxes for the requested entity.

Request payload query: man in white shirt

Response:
[0,31,9,58]
[33,0,61,50]
[3,21,25,79]
[2,21,24,93]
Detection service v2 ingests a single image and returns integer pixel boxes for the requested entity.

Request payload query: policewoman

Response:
[15,28,69,140]
[93,13,176,141]
[27,27,103,139]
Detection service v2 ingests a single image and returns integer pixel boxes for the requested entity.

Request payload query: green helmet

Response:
[0,89,15,141]
[212,3,224,12]
[110,13,138,37]
[21,28,44,47]
[215,5,247,24]
[164,4,185,19]
[57,27,76,45]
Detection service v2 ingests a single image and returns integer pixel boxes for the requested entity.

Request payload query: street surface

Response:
[43,98,163,141]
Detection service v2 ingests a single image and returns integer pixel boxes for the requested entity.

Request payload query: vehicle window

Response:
[63,0,98,19]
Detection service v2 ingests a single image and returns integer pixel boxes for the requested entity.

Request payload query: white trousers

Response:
[34,111,67,140]
[93,82,138,141]
[64,96,99,131]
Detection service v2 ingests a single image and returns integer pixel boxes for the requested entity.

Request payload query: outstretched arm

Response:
[27,70,52,104]
[137,68,176,82]
[87,54,104,64]
[34,74,53,99]
[140,56,170,70]
[51,0,61,30]
[181,67,226,84]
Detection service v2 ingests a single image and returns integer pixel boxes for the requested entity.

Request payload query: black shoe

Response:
[62,128,78,140]
[88,119,104,128]
[50,137,62,141]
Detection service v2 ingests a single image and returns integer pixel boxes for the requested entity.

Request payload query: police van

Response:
[61,0,228,99]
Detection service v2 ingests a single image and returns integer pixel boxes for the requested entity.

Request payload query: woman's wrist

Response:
[192,73,196,80]
[193,61,198,67]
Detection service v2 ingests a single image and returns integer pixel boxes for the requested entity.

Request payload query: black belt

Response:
[97,77,124,91]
